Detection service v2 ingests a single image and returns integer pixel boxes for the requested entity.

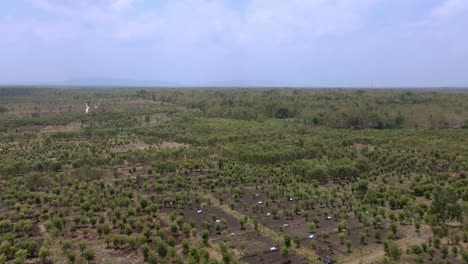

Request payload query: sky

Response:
[1,0,468,87]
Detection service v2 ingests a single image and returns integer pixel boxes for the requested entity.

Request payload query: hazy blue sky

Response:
[1,0,468,86]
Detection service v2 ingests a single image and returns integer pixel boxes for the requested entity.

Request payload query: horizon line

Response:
[1,84,468,90]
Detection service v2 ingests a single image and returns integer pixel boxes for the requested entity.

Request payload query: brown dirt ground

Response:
[110,141,189,153]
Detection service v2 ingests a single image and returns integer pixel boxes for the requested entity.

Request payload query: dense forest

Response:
[0,87,466,264]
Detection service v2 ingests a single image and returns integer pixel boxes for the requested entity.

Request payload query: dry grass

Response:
[110,141,189,153]
[340,225,431,264]
[41,122,81,133]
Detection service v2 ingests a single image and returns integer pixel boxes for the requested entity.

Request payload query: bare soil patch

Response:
[40,122,81,133]
[110,141,189,153]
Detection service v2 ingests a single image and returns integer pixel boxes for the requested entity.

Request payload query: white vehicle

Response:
[197,210,203,214]
[326,216,332,220]
[270,247,278,252]
[215,219,221,223]
[267,212,271,216]
[258,201,263,204]
[283,224,289,227]
[309,234,315,239]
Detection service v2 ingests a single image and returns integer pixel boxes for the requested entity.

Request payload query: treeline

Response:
[2,87,467,129]
[137,88,468,129]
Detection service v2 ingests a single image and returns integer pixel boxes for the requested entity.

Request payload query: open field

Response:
[0,87,467,264]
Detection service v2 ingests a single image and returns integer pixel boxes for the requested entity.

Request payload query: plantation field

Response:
[0,87,467,264]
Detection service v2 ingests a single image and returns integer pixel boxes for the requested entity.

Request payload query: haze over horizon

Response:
[1,0,468,87]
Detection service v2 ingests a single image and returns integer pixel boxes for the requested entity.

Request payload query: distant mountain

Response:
[198,80,300,87]
[63,78,303,88]
[64,77,179,87]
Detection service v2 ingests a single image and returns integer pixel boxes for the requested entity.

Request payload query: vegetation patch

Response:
[0,87,466,264]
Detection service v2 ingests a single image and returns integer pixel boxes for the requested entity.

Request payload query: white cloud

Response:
[114,0,240,44]
[2,0,468,85]
[111,0,135,11]
[113,13,159,40]
[244,0,375,40]
[411,0,468,40]
[414,0,468,27]
[6,0,377,46]
[430,0,468,18]
[0,16,81,44]
[114,0,376,47]
[30,0,134,22]
[3,0,137,43]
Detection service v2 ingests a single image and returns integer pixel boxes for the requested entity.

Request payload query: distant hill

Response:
[63,78,301,88]
[199,80,299,87]
[64,77,179,87]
